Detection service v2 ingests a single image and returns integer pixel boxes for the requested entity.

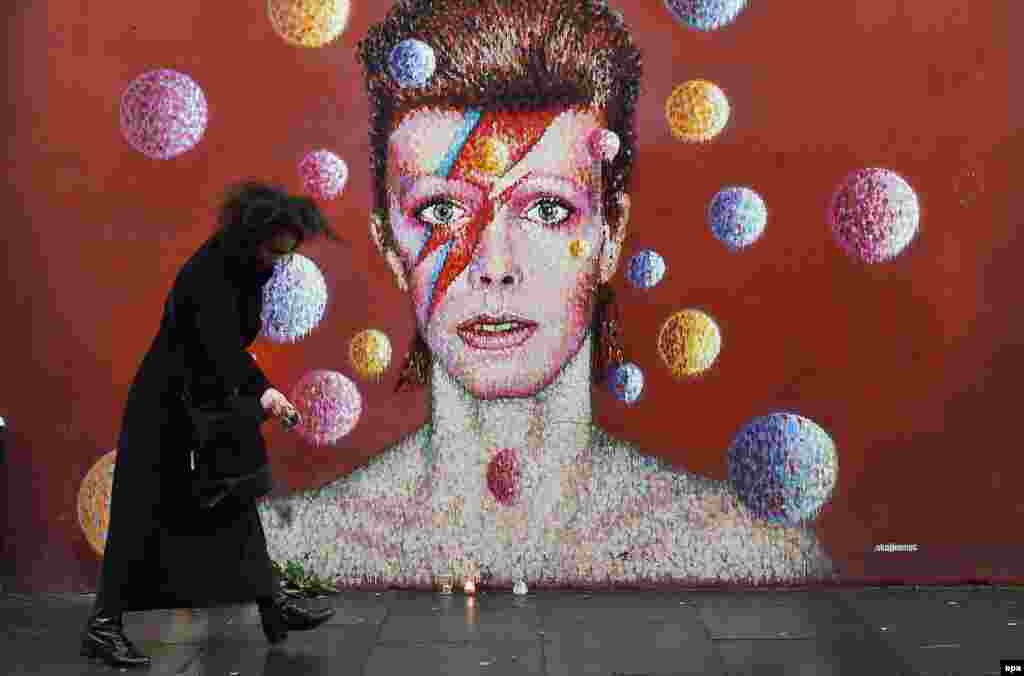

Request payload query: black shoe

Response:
[258,593,335,644]
[80,614,152,668]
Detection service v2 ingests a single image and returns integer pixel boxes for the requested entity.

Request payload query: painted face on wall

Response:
[382,106,628,399]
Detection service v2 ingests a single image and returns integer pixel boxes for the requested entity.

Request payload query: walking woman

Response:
[81,181,338,668]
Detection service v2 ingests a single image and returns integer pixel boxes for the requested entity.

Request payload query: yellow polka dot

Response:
[349,329,392,380]
[77,450,118,556]
[472,137,510,175]
[665,80,731,143]
[657,309,723,379]
[267,0,351,48]
[568,239,590,258]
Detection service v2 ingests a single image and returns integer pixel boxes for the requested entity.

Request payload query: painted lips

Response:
[457,315,538,350]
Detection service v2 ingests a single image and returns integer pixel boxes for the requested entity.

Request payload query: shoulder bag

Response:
[181,386,274,510]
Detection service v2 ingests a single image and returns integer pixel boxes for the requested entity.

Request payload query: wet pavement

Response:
[1,586,1021,675]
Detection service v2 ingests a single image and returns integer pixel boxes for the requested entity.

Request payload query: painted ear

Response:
[599,193,630,284]
[370,211,409,292]
[369,210,388,255]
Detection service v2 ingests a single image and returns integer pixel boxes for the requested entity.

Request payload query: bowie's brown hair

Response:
[356,0,642,246]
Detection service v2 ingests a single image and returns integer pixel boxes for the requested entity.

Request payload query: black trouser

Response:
[90,571,120,619]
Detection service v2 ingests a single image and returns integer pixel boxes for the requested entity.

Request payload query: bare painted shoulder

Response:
[588,427,835,581]
[587,426,719,494]
[258,424,430,524]
[323,423,431,500]
[590,427,805,523]
[257,425,432,582]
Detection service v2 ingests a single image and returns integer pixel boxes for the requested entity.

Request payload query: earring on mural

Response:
[592,283,625,384]
[395,330,431,392]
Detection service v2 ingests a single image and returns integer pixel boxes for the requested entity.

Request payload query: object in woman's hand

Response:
[280,408,301,430]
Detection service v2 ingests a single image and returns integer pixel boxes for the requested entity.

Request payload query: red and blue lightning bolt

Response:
[413,108,562,320]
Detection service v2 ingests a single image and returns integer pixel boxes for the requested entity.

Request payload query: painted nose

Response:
[475,271,518,287]
[469,223,522,289]
[470,258,522,289]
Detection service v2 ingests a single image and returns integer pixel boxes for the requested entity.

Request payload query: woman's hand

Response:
[260,388,299,425]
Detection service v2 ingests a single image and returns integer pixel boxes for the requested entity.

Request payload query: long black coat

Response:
[98,234,281,611]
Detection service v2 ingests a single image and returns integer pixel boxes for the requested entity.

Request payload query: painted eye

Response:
[525,197,573,226]
[415,199,467,227]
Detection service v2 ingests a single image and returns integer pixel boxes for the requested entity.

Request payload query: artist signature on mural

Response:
[873,543,919,552]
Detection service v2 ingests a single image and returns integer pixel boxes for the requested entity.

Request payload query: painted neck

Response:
[428,332,595,464]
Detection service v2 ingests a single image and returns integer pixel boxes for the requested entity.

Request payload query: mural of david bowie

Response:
[261,0,837,587]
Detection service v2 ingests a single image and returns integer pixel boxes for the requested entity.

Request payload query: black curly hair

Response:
[213,180,340,253]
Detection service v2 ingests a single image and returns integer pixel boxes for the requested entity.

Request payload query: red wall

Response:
[1,0,1020,591]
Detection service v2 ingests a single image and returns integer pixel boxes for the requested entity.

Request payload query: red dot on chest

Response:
[486,447,522,506]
